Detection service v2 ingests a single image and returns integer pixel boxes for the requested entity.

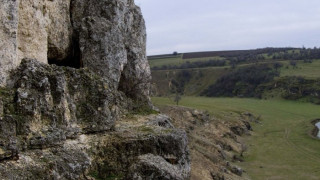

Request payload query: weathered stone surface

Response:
[71,0,151,103]
[129,154,188,180]
[17,0,73,63]
[0,115,18,161]
[0,146,91,180]
[0,0,19,86]
[0,0,186,179]
[17,0,49,64]
[0,59,128,158]
[1,0,73,86]
[46,0,73,61]
[81,114,190,180]
[0,106,190,179]
[1,0,151,105]
[0,97,3,117]
[12,59,126,137]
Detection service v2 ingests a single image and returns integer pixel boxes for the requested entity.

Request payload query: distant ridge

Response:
[148,54,181,60]
[148,47,298,60]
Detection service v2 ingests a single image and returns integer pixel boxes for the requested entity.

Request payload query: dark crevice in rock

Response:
[118,64,133,99]
[48,0,82,69]
[48,35,82,69]
[69,0,75,28]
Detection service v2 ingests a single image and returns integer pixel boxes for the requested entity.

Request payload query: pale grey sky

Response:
[135,0,320,55]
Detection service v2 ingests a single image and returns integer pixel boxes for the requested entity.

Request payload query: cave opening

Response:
[48,36,82,69]
[118,64,134,98]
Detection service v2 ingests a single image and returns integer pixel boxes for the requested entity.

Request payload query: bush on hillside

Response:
[201,64,279,97]
[259,76,320,104]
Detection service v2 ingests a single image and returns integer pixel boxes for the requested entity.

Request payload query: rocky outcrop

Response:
[0,0,73,85]
[0,0,190,179]
[0,114,190,180]
[160,106,254,180]
[0,0,151,104]
[0,59,125,161]
[0,60,190,179]
[71,0,150,102]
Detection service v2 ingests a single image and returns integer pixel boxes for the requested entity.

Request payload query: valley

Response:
[150,48,320,179]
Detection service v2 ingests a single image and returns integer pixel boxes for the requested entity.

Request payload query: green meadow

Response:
[152,96,320,180]
[280,60,320,79]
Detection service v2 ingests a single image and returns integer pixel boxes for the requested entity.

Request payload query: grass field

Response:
[148,56,183,68]
[280,60,320,79]
[152,96,320,180]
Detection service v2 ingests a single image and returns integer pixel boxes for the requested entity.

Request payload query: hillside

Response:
[150,48,320,104]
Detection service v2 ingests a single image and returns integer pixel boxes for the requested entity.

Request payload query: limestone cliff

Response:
[0,0,150,104]
[0,0,190,179]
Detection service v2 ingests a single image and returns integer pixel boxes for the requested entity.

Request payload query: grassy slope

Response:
[148,56,183,68]
[151,66,229,96]
[151,59,320,97]
[152,96,320,180]
[280,60,320,79]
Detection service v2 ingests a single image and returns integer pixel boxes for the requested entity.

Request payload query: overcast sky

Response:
[135,0,320,55]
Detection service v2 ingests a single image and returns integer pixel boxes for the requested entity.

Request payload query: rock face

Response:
[17,0,73,63]
[0,60,190,179]
[71,0,150,92]
[0,0,189,179]
[0,0,19,87]
[0,58,125,161]
[0,0,151,104]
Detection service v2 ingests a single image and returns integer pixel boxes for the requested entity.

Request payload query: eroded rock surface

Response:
[0,59,125,161]
[0,0,19,86]
[0,60,190,179]
[17,0,73,63]
[1,0,151,105]
[0,0,189,179]
[0,103,190,179]
[71,0,151,103]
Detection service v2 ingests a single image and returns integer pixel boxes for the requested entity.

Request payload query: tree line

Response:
[228,47,320,65]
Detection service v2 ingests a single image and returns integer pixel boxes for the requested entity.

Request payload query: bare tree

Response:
[174,93,181,105]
